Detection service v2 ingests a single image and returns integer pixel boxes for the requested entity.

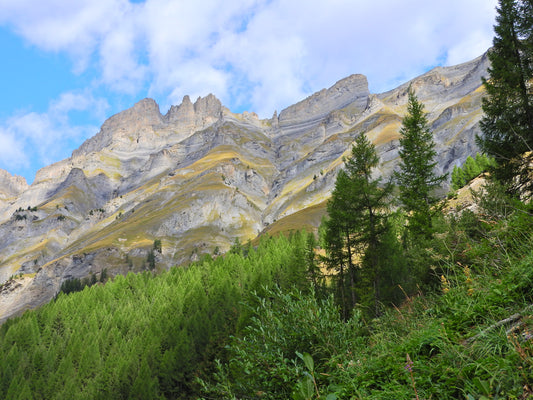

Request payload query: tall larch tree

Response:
[324,133,392,317]
[478,0,533,194]
[395,87,446,239]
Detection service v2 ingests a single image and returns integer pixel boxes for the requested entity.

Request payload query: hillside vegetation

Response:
[1,1,532,398]
[0,185,532,399]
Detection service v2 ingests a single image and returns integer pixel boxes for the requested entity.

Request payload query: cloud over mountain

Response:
[1,0,497,114]
[0,0,497,182]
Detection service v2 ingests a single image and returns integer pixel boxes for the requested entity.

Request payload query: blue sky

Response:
[0,0,498,184]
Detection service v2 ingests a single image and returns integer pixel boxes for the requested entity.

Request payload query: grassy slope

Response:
[206,202,533,399]
[260,200,328,238]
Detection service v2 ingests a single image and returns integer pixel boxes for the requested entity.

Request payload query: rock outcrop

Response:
[277,74,370,137]
[0,170,28,202]
[0,52,490,323]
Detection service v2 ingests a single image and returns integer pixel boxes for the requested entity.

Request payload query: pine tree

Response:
[477,0,533,194]
[450,153,497,191]
[304,232,324,295]
[147,249,156,270]
[395,87,446,239]
[324,133,392,317]
[153,238,162,253]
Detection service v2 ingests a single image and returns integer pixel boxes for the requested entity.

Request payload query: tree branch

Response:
[465,304,533,344]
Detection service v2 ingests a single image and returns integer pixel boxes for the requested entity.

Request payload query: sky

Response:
[0,0,498,184]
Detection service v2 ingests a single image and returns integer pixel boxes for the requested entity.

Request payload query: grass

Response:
[204,193,533,399]
[259,200,328,239]
[352,209,533,399]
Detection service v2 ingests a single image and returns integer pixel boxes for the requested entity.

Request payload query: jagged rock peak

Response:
[104,97,163,130]
[194,93,222,115]
[164,95,194,122]
[278,74,370,127]
[0,169,28,198]
[165,93,222,122]
[72,98,164,157]
[131,98,163,119]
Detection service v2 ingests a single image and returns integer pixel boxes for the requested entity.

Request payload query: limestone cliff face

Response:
[0,53,489,323]
[0,170,28,205]
[277,74,370,137]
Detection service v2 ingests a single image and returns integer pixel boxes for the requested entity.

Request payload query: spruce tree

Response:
[395,87,446,239]
[478,0,533,194]
[324,133,392,317]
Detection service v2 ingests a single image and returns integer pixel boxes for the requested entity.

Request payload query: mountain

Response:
[0,52,489,323]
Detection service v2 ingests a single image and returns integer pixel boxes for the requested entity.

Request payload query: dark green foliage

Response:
[58,270,108,296]
[99,268,108,283]
[364,215,411,308]
[323,133,396,318]
[58,276,95,295]
[59,277,85,295]
[395,88,447,239]
[89,208,105,217]
[477,0,533,194]
[146,249,156,270]
[147,238,162,270]
[15,206,37,213]
[228,237,243,255]
[202,287,364,399]
[303,232,325,296]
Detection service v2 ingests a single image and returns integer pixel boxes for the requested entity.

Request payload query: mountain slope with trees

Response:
[0,176,531,399]
[0,50,490,323]
[0,1,532,398]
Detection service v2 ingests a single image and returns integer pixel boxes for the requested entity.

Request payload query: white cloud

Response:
[0,0,499,183]
[1,0,498,118]
[50,91,109,121]
[0,0,129,71]
[0,128,28,170]
[0,91,108,178]
[140,0,263,107]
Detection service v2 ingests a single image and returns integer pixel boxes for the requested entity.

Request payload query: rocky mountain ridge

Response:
[0,52,489,323]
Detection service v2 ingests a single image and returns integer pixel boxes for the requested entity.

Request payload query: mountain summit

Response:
[0,53,489,323]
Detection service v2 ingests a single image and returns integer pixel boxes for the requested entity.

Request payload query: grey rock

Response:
[0,169,28,200]
[278,74,370,135]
